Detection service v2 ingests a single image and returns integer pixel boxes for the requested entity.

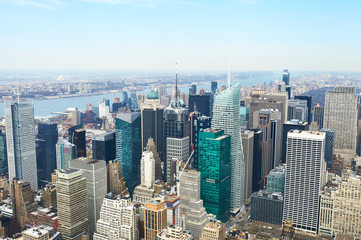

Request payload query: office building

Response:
[157,225,192,240]
[98,99,110,119]
[179,170,200,212]
[313,104,324,129]
[57,169,88,240]
[200,218,225,240]
[189,94,211,117]
[0,130,7,175]
[5,101,38,190]
[295,95,312,123]
[166,195,180,227]
[56,138,77,170]
[199,129,231,222]
[69,158,107,238]
[22,227,49,240]
[258,92,288,125]
[283,130,325,234]
[93,193,137,240]
[166,137,189,184]
[72,129,86,158]
[320,128,335,169]
[288,99,308,122]
[92,132,116,162]
[241,130,254,204]
[211,83,245,214]
[133,185,156,206]
[28,206,58,231]
[185,200,208,240]
[249,98,284,129]
[141,151,155,188]
[211,81,218,94]
[37,123,58,185]
[190,113,211,170]
[251,129,263,192]
[250,191,283,225]
[266,165,286,193]
[140,90,164,162]
[115,112,141,194]
[144,199,167,240]
[240,107,249,130]
[324,87,358,153]
[281,120,308,163]
[40,184,57,208]
[107,160,129,197]
[145,138,162,181]
[282,69,291,99]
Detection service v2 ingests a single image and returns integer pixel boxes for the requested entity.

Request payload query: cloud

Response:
[1,0,64,9]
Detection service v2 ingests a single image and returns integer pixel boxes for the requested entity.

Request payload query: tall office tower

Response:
[267,165,286,193]
[258,109,282,185]
[166,137,189,184]
[190,112,211,170]
[251,129,263,192]
[115,112,141,195]
[320,129,335,169]
[313,104,324,128]
[295,95,312,123]
[282,69,291,99]
[70,108,81,126]
[140,90,164,162]
[5,101,38,190]
[200,218,225,240]
[157,85,167,99]
[37,123,58,185]
[141,151,155,188]
[199,129,231,222]
[56,138,77,170]
[188,94,211,117]
[241,130,254,204]
[249,98,284,129]
[69,158,107,238]
[185,200,209,240]
[107,161,129,197]
[240,106,249,130]
[283,130,325,234]
[319,177,361,238]
[93,193,137,240]
[212,83,244,214]
[287,99,308,122]
[122,91,128,103]
[98,99,110,119]
[144,199,167,240]
[36,139,46,185]
[211,81,218,94]
[130,90,139,110]
[324,87,358,155]
[258,93,288,124]
[145,138,162,181]
[11,179,38,229]
[0,129,8,175]
[190,84,197,95]
[57,169,88,240]
[179,170,201,212]
[72,129,86,158]
[92,132,116,162]
[281,120,309,163]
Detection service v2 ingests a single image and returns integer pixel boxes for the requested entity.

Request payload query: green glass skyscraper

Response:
[199,128,231,222]
[0,129,7,175]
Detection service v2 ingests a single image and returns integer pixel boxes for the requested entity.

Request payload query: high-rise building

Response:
[37,123,58,185]
[241,130,254,204]
[92,132,116,162]
[72,129,86,158]
[56,138,77,170]
[145,138,162,181]
[313,104,324,129]
[211,83,245,214]
[144,199,167,240]
[200,218,225,240]
[141,151,155,188]
[266,165,286,193]
[189,94,211,117]
[287,99,308,122]
[69,158,107,238]
[211,82,218,94]
[107,160,129,197]
[281,120,309,163]
[249,98,284,129]
[282,69,291,99]
[140,90,164,162]
[240,107,249,130]
[166,137,189,184]
[5,101,38,190]
[258,93,288,124]
[251,129,263,192]
[294,95,312,123]
[283,130,325,234]
[115,112,141,194]
[250,191,283,225]
[0,130,8,175]
[320,128,335,169]
[93,193,137,240]
[185,200,209,240]
[324,87,358,154]
[57,169,88,240]
[199,129,231,222]
[166,195,180,227]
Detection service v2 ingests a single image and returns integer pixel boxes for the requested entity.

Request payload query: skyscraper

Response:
[57,169,88,240]
[241,130,254,204]
[188,94,211,117]
[313,104,324,129]
[144,199,167,240]
[37,123,58,185]
[115,112,141,194]
[282,69,291,99]
[166,137,189,184]
[283,130,325,234]
[56,138,77,170]
[69,158,107,239]
[294,95,312,123]
[145,138,162,181]
[211,81,218,94]
[211,83,245,214]
[324,87,358,154]
[251,129,263,192]
[287,99,308,122]
[320,128,335,169]
[141,151,155,188]
[0,129,7,175]
[199,129,231,222]
[240,106,249,130]
[72,129,86,158]
[92,132,116,162]
[249,98,284,129]
[5,101,38,190]
[107,160,129,197]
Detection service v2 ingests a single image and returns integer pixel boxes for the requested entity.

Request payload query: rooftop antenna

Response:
[17,74,20,104]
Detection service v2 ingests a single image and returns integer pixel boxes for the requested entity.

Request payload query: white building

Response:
[157,225,193,240]
[93,193,137,240]
[5,101,38,190]
[283,130,326,234]
[141,151,155,188]
[166,137,189,184]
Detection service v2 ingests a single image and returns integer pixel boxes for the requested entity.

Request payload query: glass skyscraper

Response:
[115,112,141,195]
[92,132,116,162]
[56,138,77,170]
[199,129,231,222]
[320,128,335,169]
[211,83,245,214]
[0,130,7,175]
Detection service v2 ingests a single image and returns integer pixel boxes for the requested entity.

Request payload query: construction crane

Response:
[174,150,194,183]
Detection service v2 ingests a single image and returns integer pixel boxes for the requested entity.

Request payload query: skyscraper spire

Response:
[175,62,178,104]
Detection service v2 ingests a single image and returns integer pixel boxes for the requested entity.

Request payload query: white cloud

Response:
[1,0,64,9]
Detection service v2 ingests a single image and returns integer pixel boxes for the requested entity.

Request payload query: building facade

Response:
[92,132,116,162]
[241,130,254,204]
[250,191,283,225]
[166,137,189,184]
[56,138,77,170]
[0,130,8,175]
[141,151,155,188]
[320,128,335,169]
[144,199,167,240]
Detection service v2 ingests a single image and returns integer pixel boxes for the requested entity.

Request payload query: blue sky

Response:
[0,0,361,72]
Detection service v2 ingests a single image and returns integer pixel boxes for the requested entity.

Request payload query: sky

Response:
[0,0,361,72]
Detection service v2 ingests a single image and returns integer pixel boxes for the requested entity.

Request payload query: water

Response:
[0,76,277,117]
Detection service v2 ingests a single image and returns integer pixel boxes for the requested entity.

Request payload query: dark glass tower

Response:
[251,129,263,192]
[320,128,335,169]
[211,81,218,94]
[295,95,312,123]
[72,129,86,158]
[188,94,211,117]
[282,69,291,99]
[313,104,324,128]
[115,112,141,195]
[92,132,116,162]
[0,130,7,175]
[37,123,58,186]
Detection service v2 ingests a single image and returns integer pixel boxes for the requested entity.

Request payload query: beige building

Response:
[144,199,167,240]
[107,161,129,197]
[200,218,225,240]
[22,227,49,240]
[241,130,254,204]
[319,177,361,238]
